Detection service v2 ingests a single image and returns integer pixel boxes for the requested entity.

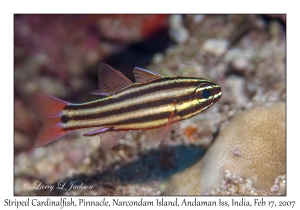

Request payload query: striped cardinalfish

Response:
[34,63,222,152]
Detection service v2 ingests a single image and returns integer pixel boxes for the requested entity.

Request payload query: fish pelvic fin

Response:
[33,93,71,148]
[84,127,127,152]
[96,128,127,152]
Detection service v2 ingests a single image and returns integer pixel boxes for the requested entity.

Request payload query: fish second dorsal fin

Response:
[133,67,162,83]
[92,63,133,95]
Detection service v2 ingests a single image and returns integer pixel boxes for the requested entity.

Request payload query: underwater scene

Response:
[14,14,286,196]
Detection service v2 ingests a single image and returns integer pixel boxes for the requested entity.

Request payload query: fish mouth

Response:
[212,86,222,103]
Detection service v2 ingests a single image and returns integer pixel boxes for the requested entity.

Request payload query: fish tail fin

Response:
[33,93,72,147]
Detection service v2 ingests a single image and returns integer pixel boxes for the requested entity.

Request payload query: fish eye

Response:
[202,89,211,99]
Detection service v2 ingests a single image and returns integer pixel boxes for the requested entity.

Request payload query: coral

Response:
[166,102,286,195]
[205,172,286,196]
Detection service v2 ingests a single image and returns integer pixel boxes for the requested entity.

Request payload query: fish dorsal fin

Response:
[93,63,132,95]
[133,67,161,83]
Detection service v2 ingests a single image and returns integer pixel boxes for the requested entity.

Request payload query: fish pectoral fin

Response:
[97,63,133,94]
[83,127,111,136]
[98,130,127,152]
[144,126,169,146]
[168,111,181,130]
[133,67,162,83]
[170,121,181,130]
[144,112,180,146]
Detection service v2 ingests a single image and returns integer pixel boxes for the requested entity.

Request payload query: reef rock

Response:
[166,102,286,195]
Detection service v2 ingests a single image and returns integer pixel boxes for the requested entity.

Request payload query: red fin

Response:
[33,93,71,147]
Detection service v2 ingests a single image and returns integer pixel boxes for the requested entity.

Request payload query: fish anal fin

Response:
[133,67,162,83]
[98,130,127,152]
[97,63,132,94]
[144,112,180,146]
[33,93,71,147]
